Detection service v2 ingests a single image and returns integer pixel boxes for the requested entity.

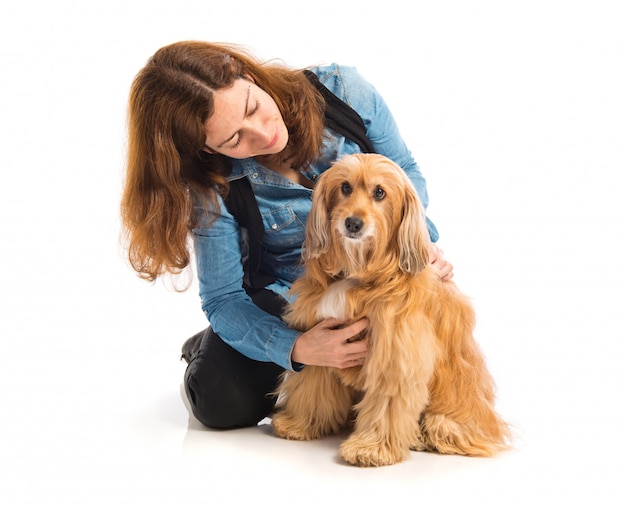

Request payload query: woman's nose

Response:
[247,123,272,146]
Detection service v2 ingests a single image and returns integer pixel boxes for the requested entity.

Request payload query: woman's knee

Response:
[184,357,279,429]
[184,346,283,429]
[181,326,284,429]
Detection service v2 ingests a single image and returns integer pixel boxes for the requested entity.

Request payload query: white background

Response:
[1,0,625,505]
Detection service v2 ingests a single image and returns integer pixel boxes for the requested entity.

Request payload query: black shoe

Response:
[180,329,207,363]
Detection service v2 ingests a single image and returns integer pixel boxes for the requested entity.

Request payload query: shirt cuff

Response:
[266,324,305,372]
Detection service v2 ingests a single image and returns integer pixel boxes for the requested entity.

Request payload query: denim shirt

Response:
[192,63,439,371]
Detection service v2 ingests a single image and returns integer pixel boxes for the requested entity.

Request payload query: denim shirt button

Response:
[271,223,278,230]
[252,172,259,179]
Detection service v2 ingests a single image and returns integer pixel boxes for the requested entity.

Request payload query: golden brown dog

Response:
[272,153,510,466]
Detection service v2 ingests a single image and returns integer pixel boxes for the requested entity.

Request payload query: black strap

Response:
[303,70,375,154]
[224,70,373,291]
[224,177,275,291]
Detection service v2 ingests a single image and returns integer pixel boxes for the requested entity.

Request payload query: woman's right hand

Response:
[291,317,369,369]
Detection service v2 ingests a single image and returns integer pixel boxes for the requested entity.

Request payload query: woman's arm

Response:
[192,200,303,371]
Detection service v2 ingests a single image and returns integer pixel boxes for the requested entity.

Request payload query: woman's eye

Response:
[247,100,259,117]
[373,186,386,201]
[341,182,353,195]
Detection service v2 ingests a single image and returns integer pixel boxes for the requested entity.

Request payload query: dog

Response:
[271,153,510,466]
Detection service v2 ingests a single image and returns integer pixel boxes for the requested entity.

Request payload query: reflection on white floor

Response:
[2,323,621,507]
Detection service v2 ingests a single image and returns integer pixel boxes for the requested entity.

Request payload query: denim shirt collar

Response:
[226,155,325,188]
[227,158,291,186]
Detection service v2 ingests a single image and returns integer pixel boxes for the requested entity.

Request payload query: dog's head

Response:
[305,153,431,278]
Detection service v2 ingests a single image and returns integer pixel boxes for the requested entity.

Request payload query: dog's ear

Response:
[304,175,333,259]
[397,182,431,275]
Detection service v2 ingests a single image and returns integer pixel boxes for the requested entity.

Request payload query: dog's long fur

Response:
[272,154,510,466]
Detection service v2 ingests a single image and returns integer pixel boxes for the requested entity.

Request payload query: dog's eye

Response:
[373,186,386,201]
[341,182,353,195]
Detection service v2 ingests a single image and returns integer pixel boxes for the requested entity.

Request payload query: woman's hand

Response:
[429,243,454,281]
[291,317,369,369]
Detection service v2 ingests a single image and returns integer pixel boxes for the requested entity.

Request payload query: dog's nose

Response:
[345,216,364,234]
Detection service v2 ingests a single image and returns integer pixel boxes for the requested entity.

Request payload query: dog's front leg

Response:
[339,320,437,466]
[339,386,429,466]
[272,366,353,440]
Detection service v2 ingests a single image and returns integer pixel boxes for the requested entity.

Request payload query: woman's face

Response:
[203,78,289,159]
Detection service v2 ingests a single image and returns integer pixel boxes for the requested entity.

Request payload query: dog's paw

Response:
[271,412,323,441]
[409,430,430,452]
[339,436,407,467]
[420,413,507,457]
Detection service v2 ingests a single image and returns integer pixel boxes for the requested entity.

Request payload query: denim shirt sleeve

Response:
[315,64,439,242]
[192,199,303,371]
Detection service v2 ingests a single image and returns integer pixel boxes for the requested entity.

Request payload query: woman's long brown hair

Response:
[120,41,325,282]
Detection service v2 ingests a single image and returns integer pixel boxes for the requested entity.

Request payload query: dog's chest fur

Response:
[317,278,360,321]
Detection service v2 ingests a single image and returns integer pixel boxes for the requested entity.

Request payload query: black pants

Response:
[183,290,287,429]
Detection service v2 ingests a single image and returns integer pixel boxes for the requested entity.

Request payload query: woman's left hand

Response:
[429,243,454,281]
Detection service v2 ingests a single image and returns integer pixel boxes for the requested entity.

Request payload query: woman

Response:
[121,41,453,429]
